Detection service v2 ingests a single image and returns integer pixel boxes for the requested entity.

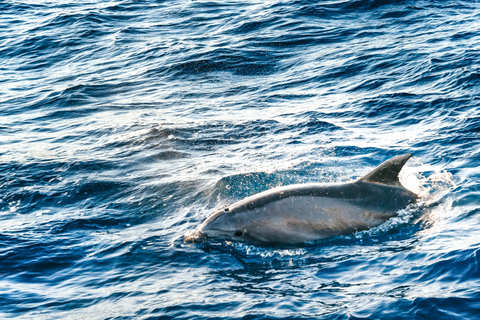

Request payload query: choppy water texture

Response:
[1,0,480,318]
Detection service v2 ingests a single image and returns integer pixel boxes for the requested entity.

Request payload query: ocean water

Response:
[1,0,480,318]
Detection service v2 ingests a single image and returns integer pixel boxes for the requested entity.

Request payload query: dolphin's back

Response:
[232,153,416,213]
[231,180,416,214]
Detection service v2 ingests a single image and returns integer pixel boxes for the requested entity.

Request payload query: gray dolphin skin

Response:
[185,153,417,244]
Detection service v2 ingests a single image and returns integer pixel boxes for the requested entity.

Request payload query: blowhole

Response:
[234,230,243,237]
[224,207,230,212]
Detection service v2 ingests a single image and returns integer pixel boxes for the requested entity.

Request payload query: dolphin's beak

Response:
[185,209,228,243]
[184,229,206,243]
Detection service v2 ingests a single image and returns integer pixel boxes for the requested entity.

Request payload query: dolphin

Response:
[185,153,417,244]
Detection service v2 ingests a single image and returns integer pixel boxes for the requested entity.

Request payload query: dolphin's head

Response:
[184,206,251,243]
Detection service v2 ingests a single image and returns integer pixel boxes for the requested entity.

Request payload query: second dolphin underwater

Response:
[185,153,418,244]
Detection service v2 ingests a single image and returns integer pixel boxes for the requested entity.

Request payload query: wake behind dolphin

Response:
[185,153,417,244]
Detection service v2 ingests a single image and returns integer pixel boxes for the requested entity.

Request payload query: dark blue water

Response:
[1,0,480,318]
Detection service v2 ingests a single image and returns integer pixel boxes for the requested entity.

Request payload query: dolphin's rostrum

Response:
[185,153,417,244]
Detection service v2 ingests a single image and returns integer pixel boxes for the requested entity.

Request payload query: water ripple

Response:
[1,0,480,318]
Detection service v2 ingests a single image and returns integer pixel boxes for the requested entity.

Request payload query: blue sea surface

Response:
[1,0,480,318]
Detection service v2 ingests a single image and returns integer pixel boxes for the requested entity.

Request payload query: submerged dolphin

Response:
[185,153,417,244]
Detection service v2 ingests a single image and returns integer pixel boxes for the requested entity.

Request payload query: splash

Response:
[400,156,455,206]
[183,229,205,243]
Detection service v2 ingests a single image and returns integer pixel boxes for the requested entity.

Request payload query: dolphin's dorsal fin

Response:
[358,153,412,186]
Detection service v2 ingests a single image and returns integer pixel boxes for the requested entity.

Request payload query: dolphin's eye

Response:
[234,230,243,237]
[224,208,230,212]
